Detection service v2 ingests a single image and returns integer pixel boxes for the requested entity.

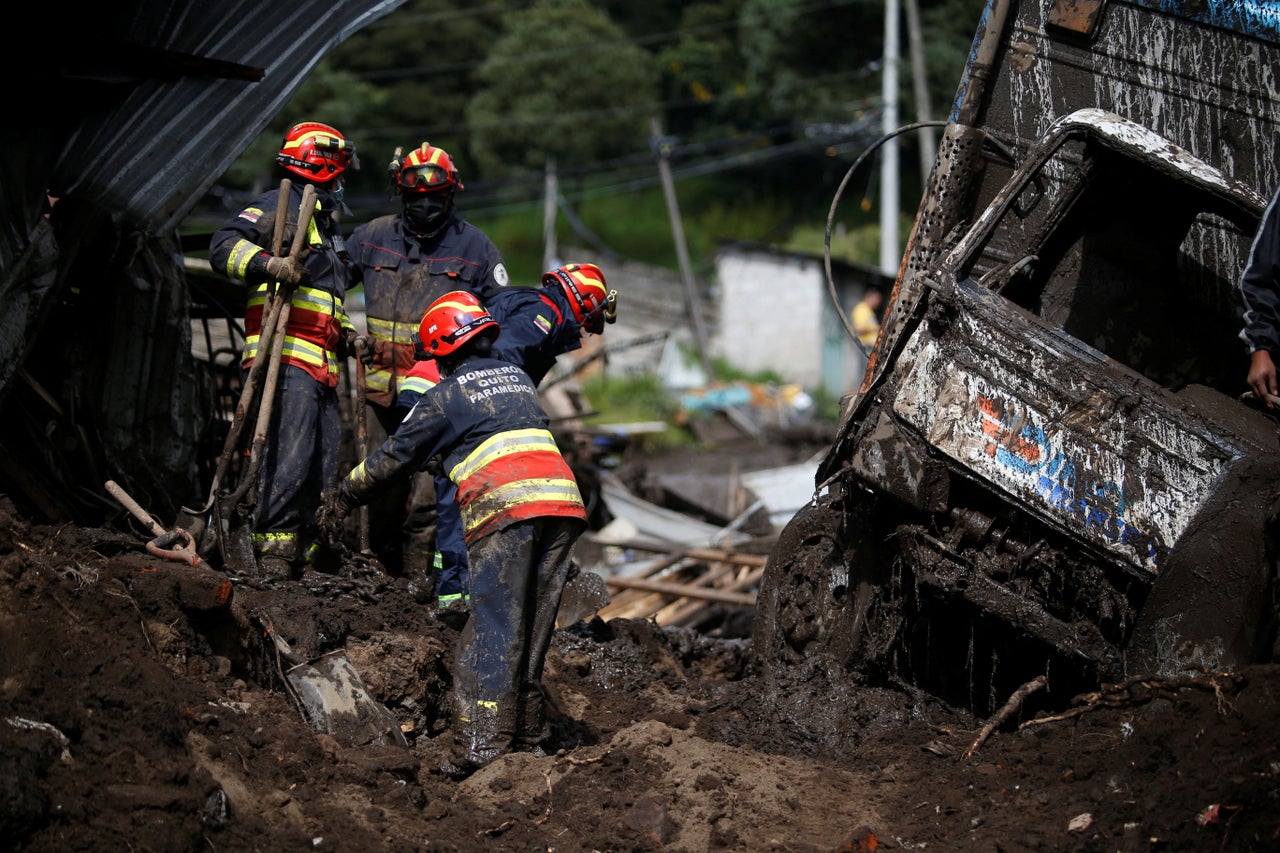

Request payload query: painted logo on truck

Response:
[975,394,1169,568]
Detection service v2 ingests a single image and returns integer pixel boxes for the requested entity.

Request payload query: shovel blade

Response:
[286,652,407,748]
[215,496,257,575]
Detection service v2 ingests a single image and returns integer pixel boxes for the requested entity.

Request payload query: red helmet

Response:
[543,263,611,333]
[392,142,463,194]
[276,122,357,181]
[417,291,498,358]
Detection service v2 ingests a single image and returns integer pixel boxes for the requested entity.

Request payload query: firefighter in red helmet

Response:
[394,262,618,617]
[208,121,362,579]
[319,291,586,778]
[346,142,508,580]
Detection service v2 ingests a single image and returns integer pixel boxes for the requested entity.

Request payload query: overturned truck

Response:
[754,0,1280,713]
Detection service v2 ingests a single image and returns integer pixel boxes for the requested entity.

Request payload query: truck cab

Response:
[754,1,1280,714]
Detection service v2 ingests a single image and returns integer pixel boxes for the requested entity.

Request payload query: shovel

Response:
[255,613,407,748]
[184,180,297,570]
[105,480,204,567]
[208,183,317,574]
[353,340,372,553]
[231,182,318,504]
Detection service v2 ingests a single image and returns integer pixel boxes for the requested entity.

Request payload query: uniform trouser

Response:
[253,365,340,564]
[365,403,437,575]
[433,475,468,599]
[451,516,585,765]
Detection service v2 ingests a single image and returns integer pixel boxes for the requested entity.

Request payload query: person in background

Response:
[347,142,508,577]
[394,263,616,614]
[851,288,883,349]
[319,291,587,777]
[1241,184,1280,407]
[849,287,883,388]
[208,121,360,579]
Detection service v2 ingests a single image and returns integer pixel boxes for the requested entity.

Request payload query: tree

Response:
[325,0,512,175]
[465,0,659,178]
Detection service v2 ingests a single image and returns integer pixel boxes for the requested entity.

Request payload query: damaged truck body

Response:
[754,0,1280,713]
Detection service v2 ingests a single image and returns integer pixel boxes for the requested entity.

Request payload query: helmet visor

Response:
[400,164,453,192]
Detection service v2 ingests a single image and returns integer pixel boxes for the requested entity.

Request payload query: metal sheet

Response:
[891,282,1238,574]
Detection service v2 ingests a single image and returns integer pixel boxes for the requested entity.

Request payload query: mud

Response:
[3,450,1280,851]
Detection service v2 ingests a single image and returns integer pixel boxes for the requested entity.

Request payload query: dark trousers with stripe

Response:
[451,516,585,765]
[254,364,340,563]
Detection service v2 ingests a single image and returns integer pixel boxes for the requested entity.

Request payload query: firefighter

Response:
[208,121,361,579]
[319,291,587,776]
[347,142,509,577]
[1242,183,1280,407]
[394,263,616,613]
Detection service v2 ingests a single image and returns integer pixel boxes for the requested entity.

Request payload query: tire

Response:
[752,496,899,673]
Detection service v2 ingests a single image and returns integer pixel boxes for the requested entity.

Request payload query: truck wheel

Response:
[753,497,898,673]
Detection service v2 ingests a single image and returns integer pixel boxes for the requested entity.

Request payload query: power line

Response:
[351,64,884,149]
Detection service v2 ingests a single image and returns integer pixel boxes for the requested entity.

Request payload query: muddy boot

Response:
[253,534,299,581]
[444,700,505,779]
[434,592,471,631]
[258,556,294,581]
[513,688,550,755]
[405,550,439,605]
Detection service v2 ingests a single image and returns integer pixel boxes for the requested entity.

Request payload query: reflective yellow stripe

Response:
[365,368,393,393]
[399,374,436,396]
[278,336,325,365]
[227,237,265,278]
[250,532,298,545]
[347,460,373,492]
[462,478,584,535]
[449,429,558,483]
[292,286,340,313]
[366,317,419,345]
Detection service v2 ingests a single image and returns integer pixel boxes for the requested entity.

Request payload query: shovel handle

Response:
[272,178,292,258]
[107,480,205,567]
[229,184,320,505]
[105,480,166,538]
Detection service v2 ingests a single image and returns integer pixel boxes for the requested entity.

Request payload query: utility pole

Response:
[904,0,936,179]
[651,117,714,380]
[542,154,559,271]
[879,0,901,277]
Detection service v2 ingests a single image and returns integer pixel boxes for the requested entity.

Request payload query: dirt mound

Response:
[2,496,1279,851]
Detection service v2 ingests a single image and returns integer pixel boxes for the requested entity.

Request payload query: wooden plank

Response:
[603,575,757,607]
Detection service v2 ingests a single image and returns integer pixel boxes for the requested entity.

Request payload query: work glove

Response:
[264,255,310,288]
[339,330,367,361]
[315,483,357,545]
[359,336,375,367]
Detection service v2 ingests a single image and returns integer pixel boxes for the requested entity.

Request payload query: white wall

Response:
[713,250,829,389]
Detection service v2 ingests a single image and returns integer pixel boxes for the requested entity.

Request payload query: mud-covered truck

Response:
[753,0,1280,713]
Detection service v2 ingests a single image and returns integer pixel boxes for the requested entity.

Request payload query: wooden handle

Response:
[289,183,318,260]
[272,178,292,257]
[105,480,166,537]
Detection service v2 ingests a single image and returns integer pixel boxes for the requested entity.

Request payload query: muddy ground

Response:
[3,438,1280,852]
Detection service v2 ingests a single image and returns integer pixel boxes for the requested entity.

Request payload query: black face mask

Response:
[403,192,451,235]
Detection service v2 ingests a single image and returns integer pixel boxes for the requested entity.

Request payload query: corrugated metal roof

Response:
[48,0,406,235]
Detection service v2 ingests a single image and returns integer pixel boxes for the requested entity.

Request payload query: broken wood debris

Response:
[596,546,766,627]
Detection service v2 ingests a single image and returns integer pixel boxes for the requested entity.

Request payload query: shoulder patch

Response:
[493,263,509,287]
[238,207,264,224]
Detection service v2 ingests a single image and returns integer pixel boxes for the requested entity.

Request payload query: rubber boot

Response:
[513,687,550,755]
[406,550,439,605]
[254,534,299,581]
[445,699,504,779]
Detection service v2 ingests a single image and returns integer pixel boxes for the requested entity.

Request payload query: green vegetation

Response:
[579,373,698,452]
[202,0,986,432]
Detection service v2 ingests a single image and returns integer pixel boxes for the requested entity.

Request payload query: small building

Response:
[711,242,892,398]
